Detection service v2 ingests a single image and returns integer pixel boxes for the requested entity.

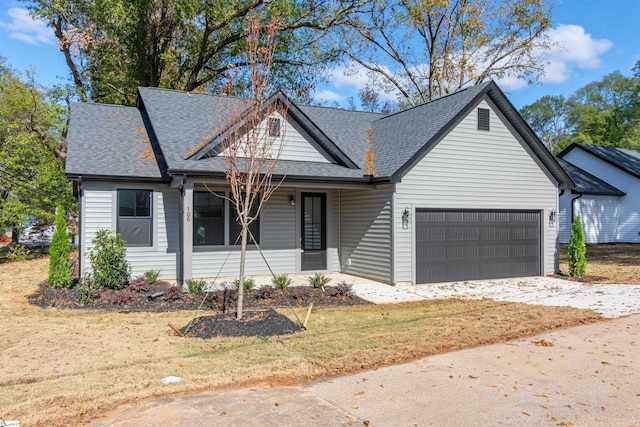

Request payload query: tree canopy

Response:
[0,58,72,241]
[340,0,554,106]
[26,0,362,105]
[521,61,640,153]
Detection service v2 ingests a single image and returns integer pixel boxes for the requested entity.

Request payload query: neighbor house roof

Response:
[66,82,573,189]
[557,158,625,196]
[559,143,640,181]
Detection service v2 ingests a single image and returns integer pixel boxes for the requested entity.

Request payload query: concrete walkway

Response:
[351,276,640,318]
[91,314,640,427]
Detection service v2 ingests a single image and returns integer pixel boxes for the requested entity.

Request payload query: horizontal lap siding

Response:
[340,185,393,282]
[559,192,573,243]
[562,150,640,243]
[81,183,178,280]
[575,196,620,243]
[395,99,558,283]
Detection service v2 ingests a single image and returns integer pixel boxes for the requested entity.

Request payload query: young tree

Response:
[48,205,72,288]
[341,0,554,106]
[219,15,289,320]
[568,214,587,278]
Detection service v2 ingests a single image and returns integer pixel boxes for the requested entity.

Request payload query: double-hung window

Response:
[193,191,224,246]
[117,189,152,247]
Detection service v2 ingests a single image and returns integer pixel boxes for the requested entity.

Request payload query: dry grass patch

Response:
[0,258,602,426]
[559,243,640,284]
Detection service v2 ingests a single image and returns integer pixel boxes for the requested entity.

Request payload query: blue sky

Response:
[0,0,638,109]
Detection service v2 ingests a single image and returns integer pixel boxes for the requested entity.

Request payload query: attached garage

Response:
[415,209,542,284]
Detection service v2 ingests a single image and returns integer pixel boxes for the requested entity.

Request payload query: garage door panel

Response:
[416,209,541,284]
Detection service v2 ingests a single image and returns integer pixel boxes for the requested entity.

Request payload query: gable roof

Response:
[557,158,625,196]
[66,102,167,180]
[66,82,572,189]
[559,143,640,180]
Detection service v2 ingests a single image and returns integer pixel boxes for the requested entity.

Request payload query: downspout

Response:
[337,188,341,270]
[571,193,583,222]
[177,175,186,286]
[77,176,83,276]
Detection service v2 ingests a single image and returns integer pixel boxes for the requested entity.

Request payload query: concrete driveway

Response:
[91,314,640,427]
[351,276,640,318]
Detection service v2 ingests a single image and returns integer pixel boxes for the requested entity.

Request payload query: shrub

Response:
[48,206,72,288]
[568,214,587,277]
[89,230,131,289]
[289,286,312,301]
[333,281,353,297]
[76,275,100,304]
[254,285,276,300]
[144,269,160,284]
[308,272,331,289]
[164,285,183,301]
[272,274,293,290]
[232,277,256,293]
[186,278,207,294]
[6,244,30,261]
[111,291,136,305]
[128,276,150,293]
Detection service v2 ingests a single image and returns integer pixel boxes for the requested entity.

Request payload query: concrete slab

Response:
[90,315,640,427]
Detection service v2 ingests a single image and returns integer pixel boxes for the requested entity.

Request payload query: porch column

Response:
[182,181,194,282]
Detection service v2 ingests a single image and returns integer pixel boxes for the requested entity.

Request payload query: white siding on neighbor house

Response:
[219,112,333,163]
[339,185,393,283]
[80,182,179,280]
[190,188,340,279]
[562,149,640,243]
[394,98,559,283]
[559,192,621,244]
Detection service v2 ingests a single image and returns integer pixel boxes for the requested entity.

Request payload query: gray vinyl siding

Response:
[80,182,178,280]
[394,98,559,283]
[562,149,640,243]
[558,191,574,243]
[339,185,393,282]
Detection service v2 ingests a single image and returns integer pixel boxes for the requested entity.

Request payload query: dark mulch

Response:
[552,272,608,284]
[182,309,300,338]
[27,282,369,313]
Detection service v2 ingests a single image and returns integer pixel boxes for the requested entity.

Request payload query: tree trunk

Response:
[11,227,20,244]
[237,225,248,320]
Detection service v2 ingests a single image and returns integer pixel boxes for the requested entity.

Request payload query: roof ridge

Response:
[74,101,136,109]
[300,102,387,115]
[377,81,492,121]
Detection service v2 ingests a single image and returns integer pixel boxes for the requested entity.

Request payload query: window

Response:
[229,193,260,245]
[268,117,281,137]
[193,191,224,246]
[477,108,490,131]
[118,189,152,247]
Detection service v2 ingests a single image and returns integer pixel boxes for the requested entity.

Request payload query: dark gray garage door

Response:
[415,210,541,284]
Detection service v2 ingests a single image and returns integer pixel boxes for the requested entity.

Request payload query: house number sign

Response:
[187,207,191,222]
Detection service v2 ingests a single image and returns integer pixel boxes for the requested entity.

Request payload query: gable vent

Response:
[477,108,490,131]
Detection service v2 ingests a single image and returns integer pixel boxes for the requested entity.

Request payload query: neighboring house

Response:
[558,143,640,244]
[65,81,572,285]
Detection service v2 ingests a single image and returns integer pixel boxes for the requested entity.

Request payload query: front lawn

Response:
[0,258,601,426]
[559,243,640,284]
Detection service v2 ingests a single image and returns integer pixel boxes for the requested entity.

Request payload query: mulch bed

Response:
[28,282,369,313]
[181,309,300,338]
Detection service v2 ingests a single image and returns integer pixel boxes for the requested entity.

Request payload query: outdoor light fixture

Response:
[402,207,410,229]
[548,209,557,226]
[289,195,296,207]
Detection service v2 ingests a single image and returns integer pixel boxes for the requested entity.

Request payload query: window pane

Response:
[119,218,151,246]
[229,194,260,245]
[194,192,224,246]
[135,191,151,217]
[119,190,136,216]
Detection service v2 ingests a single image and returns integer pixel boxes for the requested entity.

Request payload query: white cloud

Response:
[0,7,55,45]
[538,24,612,84]
[315,89,344,102]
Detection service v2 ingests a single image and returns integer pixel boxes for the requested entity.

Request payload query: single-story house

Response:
[65,81,573,285]
[558,143,640,244]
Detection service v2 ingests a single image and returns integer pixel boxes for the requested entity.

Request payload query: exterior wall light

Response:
[548,209,557,226]
[402,207,410,230]
[289,195,296,207]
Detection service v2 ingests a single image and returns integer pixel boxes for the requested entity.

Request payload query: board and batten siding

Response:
[80,182,179,280]
[562,149,640,243]
[394,98,559,283]
[220,111,333,163]
[339,185,393,282]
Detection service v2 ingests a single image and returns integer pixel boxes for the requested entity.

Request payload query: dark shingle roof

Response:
[560,143,640,180]
[557,158,625,196]
[66,82,573,189]
[66,103,166,180]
